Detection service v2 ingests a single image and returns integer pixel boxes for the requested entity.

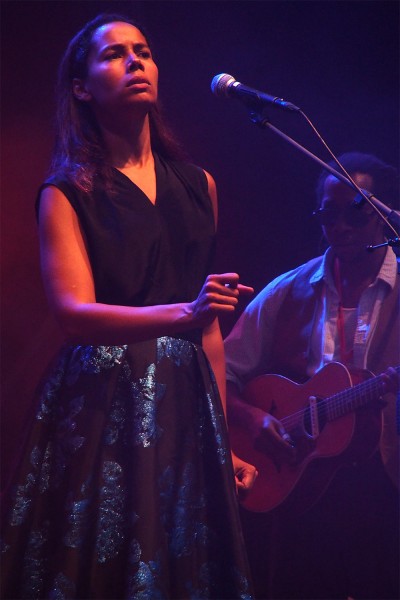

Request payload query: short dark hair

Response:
[315,152,399,210]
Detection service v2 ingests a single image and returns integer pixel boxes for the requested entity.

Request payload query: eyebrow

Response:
[100,42,150,54]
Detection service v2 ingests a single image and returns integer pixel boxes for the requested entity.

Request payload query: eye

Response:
[105,52,122,61]
[313,208,339,226]
[137,50,152,59]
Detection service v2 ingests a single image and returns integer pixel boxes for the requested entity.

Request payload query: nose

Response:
[327,218,353,235]
[332,214,351,229]
[127,53,144,72]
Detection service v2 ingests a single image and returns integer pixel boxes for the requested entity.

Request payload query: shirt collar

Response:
[377,246,398,290]
[310,246,398,292]
[309,249,329,287]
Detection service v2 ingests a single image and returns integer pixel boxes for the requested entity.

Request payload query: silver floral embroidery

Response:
[64,498,91,548]
[96,461,126,563]
[39,395,86,491]
[159,463,209,558]
[105,358,166,448]
[21,521,50,599]
[157,336,193,366]
[127,551,164,600]
[49,572,76,599]
[57,395,86,452]
[206,392,227,465]
[10,446,42,526]
[38,443,52,493]
[129,538,142,564]
[63,480,93,549]
[36,351,71,421]
[130,363,165,447]
[79,345,127,374]
[103,369,128,446]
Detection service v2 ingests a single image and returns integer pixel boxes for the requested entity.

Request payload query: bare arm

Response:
[38,186,251,345]
[203,321,258,493]
[202,171,257,492]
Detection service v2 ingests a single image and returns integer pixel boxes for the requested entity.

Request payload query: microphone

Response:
[211,73,300,112]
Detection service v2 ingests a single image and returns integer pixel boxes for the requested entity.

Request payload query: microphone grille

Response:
[211,73,236,97]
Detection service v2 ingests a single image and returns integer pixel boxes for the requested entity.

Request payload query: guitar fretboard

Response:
[325,366,400,421]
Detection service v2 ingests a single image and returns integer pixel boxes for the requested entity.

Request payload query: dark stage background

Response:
[1,0,399,488]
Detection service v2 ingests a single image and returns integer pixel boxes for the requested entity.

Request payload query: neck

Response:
[334,247,386,307]
[338,246,385,283]
[98,111,153,168]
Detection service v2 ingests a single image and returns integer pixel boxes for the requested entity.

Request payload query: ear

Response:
[72,78,92,102]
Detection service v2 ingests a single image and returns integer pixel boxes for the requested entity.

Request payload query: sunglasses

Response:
[313,204,374,228]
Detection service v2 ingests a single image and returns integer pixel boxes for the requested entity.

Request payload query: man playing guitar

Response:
[225,152,399,600]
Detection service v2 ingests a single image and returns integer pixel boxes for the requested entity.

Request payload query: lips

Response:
[331,236,355,246]
[126,77,150,87]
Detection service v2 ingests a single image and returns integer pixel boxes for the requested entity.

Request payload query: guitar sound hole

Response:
[303,397,328,438]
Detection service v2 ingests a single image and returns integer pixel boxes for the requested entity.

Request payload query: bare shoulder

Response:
[38,185,83,244]
[38,185,75,219]
[38,184,90,271]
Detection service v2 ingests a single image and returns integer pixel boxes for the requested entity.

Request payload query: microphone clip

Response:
[249,111,270,129]
[366,238,400,252]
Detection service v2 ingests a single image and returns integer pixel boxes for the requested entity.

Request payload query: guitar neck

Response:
[326,366,399,422]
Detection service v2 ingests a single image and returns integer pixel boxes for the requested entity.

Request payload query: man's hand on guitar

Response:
[229,362,398,512]
[381,367,400,395]
[253,410,296,463]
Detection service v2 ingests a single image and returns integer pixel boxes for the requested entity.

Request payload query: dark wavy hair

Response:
[50,13,186,192]
[316,152,399,210]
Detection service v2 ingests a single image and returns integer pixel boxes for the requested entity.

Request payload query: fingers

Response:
[201,274,251,311]
[190,273,254,327]
[210,272,240,286]
[281,432,295,447]
[383,367,399,393]
[235,474,253,493]
[237,283,254,295]
[232,453,258,492]
[255,414,296,462]
[234,464,258,495]
[275,419,295,448]
[206,273,254,300]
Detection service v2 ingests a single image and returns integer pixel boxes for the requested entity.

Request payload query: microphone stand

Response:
[248,110,400,271]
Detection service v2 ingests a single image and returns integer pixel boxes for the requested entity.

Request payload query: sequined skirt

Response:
[1,338,252,599]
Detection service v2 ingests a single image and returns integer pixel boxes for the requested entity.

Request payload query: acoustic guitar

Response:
[230,361,398,514]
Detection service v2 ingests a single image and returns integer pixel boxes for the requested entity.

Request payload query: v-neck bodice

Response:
[39,154,216,308]
[113,156,158,206]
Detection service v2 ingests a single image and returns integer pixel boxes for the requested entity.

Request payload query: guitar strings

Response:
[278,373,388,432]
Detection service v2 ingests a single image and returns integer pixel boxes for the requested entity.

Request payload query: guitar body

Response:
[230,362,383,514]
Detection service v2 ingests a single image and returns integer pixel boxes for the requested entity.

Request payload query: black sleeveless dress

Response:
[1,155,252,600]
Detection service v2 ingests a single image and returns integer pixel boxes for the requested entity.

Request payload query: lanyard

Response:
[334,257,354,364]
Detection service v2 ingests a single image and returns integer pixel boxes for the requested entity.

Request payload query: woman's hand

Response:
[231,452,258,497]
[189,273,253,328]
[39,189,252,344]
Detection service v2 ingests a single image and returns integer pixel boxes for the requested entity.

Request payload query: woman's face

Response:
[74,21,158,116]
